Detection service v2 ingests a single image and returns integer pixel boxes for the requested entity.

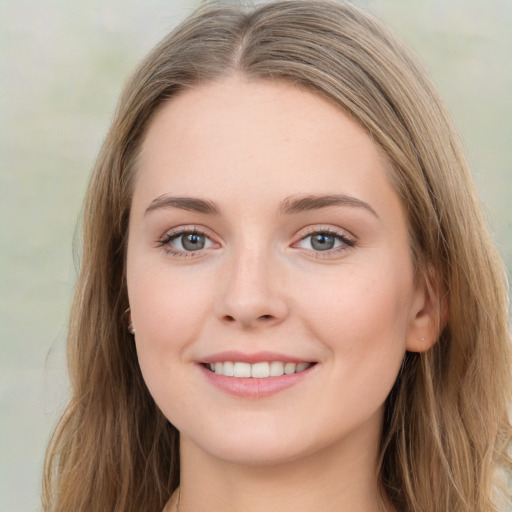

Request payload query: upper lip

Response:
[199,350,315,365]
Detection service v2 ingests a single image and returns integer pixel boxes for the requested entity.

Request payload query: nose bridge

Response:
[215,237,287,328]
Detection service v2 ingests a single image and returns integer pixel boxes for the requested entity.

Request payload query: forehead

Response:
[134,76,398,217]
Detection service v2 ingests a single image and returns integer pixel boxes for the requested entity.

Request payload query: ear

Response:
[405,268,448,353]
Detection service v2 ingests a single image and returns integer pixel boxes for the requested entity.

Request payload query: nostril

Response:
[220,313,278,326]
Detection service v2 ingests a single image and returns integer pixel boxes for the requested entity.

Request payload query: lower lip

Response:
[199,364,316,399]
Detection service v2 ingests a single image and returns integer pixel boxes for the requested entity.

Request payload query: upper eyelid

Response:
[291,226,357,254]
[161,225,215,239]
[295,225,356,241]
[299,233,352,246]
[158,227,219,257]
[157,225,220,251]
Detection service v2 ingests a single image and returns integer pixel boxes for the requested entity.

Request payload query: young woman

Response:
[42,1,512,511]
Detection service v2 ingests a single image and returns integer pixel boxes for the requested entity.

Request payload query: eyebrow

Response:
[144,193,378,218]
[280,194,379,218]
[145,195,221,216]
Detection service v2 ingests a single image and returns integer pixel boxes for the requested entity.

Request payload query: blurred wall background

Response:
[1,1,510,510]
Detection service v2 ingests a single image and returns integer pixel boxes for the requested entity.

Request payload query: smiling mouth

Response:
[203,361,316,378]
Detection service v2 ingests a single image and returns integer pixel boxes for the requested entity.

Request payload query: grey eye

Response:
[163,229,216,255]
[296,231,351,253]
[180,233,206,251]
[310,233,335,251]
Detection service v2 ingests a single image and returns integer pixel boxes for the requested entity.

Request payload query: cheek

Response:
[304,264,412,333]
[299,261,413,378]
[127,264,213,390]
[128,276,212,428]
[130,258,213,334]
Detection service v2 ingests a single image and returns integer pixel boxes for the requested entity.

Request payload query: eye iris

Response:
[311,233,335,251]
[182,233,205,251]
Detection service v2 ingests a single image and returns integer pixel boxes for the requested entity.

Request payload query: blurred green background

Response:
[1,1,511,510]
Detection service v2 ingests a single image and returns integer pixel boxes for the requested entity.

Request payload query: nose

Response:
[214,245,288,329]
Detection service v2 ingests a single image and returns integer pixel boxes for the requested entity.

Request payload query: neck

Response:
[173,417,394,512]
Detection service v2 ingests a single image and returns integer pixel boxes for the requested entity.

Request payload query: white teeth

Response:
[251,362,270,379]
[233,362,251,378]
[269,361,284,377]
[284,362,296,375]
[222,361,234,376]
[206,361,312,378]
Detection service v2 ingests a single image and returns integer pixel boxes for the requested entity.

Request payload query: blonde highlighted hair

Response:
[43,1,511,511]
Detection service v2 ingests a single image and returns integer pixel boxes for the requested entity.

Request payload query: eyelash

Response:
[157,227,214,258]
[294,227,355,257]
[157,226,355,258]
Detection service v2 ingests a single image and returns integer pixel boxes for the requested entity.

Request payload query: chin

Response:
[201,442,308,467]
[180,421,313,467]
[181,416,349,469]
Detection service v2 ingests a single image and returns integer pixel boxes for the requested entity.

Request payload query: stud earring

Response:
[125,307,135,335]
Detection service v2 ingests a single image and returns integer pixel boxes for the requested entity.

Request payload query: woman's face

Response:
[127,76,432,466]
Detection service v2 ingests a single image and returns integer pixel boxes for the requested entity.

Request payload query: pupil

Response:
[311,234,334,251]
[183,233,205,251]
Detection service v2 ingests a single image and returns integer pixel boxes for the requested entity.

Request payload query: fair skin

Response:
[127,76,437,512]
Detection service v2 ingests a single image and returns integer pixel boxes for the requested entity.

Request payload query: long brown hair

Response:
[43,1,511,511]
